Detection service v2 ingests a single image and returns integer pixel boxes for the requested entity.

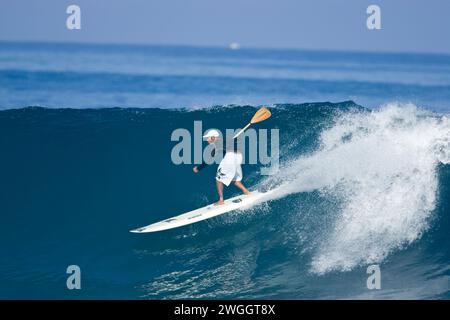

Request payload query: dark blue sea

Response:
[0,42,449,299]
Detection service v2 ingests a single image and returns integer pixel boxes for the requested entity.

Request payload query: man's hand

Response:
[193,166,199,173]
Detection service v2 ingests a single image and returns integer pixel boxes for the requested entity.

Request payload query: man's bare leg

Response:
[215,180,225,205]
[234,181,250,195]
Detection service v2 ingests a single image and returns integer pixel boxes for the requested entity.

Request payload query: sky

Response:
[0,0,449,54]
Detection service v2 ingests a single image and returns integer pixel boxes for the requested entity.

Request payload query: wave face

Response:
[0,101,449,299]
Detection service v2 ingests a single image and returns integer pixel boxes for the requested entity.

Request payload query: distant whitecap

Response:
[229,42,240,50]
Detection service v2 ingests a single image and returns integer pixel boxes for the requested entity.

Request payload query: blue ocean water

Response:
[1,42,450,112]
[0,42,449,299]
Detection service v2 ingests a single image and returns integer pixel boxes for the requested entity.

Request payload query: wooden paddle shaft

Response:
[233,123,252,139]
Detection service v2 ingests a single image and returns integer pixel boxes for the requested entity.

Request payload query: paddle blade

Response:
[250,107,271,124]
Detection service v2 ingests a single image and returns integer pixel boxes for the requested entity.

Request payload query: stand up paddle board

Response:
[130,190,272,233]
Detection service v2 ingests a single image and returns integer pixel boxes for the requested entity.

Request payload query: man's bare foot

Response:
[214,199,225,206]
[234,181,251,195]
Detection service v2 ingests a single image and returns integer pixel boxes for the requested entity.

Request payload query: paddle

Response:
[233,106,272,139]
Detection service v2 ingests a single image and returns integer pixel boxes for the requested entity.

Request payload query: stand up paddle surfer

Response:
[193,129,250,205]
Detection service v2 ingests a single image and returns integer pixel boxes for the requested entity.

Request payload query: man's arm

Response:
[195,161,208,172]
[193,148,216,173]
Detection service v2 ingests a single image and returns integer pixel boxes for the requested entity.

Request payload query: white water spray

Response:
[260,103,450,274]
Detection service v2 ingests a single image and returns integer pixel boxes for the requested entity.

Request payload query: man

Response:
[193,129,250,205]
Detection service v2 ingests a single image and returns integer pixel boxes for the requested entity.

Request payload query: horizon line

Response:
[1,39,450,58]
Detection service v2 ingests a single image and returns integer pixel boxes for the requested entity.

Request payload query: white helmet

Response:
[202,129,220,139]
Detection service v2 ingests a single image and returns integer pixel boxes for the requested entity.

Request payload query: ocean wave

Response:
[1,101,449,298]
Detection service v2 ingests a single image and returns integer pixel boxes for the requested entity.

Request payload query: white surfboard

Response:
[130,190,272,233]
